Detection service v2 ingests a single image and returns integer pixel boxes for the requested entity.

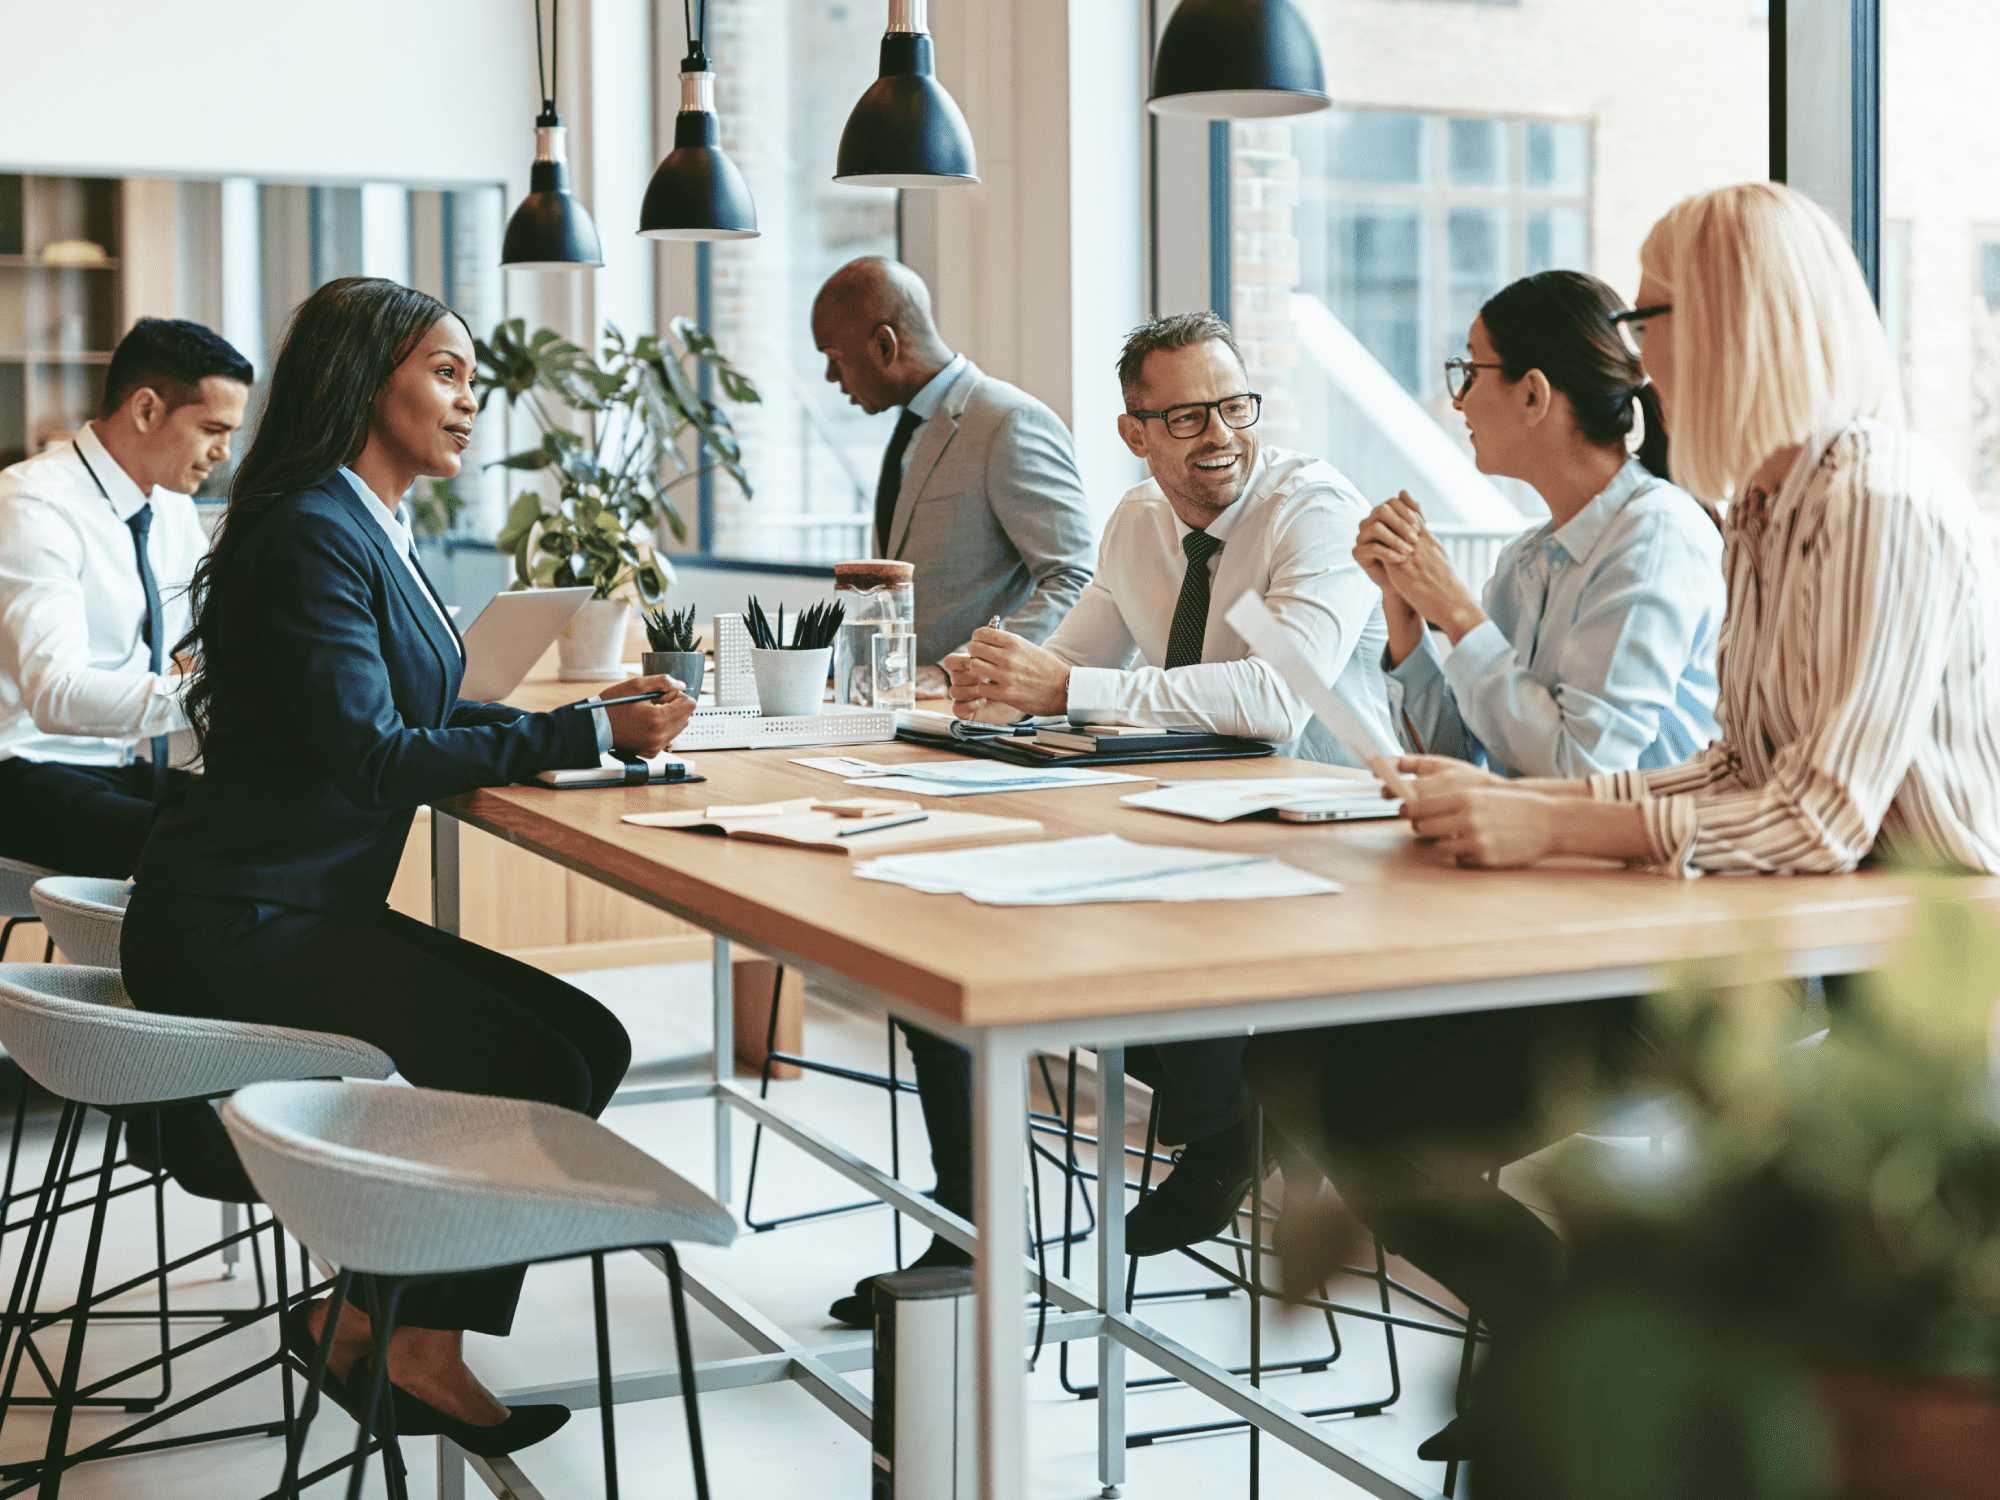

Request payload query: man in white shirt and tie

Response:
[944,310,1393,1255]
[0,318,252,877]
[819,313,1390,1323]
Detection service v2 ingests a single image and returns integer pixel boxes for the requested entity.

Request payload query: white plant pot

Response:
[751,647,830,717]
[556,597,632,681]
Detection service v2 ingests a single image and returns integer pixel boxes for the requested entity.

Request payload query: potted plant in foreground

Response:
[476,315,759,679]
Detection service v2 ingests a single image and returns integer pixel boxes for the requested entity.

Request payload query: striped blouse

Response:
[1588,421,2000,877]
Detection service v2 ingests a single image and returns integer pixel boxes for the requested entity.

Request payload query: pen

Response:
[591,688,678,709]
[988,615,1001,629]
[834,812,930,838]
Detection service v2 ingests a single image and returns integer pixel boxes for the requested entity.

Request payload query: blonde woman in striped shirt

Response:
[1400,181,2000,877]
[1246,183,2000,1467]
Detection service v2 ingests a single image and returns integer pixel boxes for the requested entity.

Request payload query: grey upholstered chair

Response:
[0,964,394,1495]
[29,877,128,969]
[223,1078,738,1500]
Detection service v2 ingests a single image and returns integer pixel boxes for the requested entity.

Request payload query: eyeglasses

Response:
[1125,392,1262,439]
[1444,359,1506,401]
[1610,304,1672,354]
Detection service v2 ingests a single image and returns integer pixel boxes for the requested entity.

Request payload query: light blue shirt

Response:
[898,353,967,477]
[1384,458,1724,779]
[339,467,610,753]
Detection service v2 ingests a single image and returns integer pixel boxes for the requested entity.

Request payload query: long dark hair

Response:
[176,276,463,744]
[1478,269,1671,482]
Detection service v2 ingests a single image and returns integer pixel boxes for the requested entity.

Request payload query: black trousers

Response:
[898,1023,1250,1229]
[0,758,193,878]
[1245,998,1655,1336]
[120,897,631,1335]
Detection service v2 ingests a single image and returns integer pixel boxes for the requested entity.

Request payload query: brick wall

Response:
[1231,121,1303,449]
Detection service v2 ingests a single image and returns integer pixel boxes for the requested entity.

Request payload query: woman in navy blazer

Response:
[121,277,691,1455]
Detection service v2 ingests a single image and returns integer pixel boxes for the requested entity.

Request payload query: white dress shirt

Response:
[1386,459,1724,778]
[0,425,202,766]
[899,353,967,479]
[1046,447,1394,765]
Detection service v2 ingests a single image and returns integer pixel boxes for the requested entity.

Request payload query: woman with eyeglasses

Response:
[1353,269,1725,780]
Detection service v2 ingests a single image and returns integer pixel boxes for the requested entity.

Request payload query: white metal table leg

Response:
[973,1034,1029,1500]
[219,1201,239,1279]
[431,810,461,936]
[712,936,733,1204]
[1095,1046,1126,1498]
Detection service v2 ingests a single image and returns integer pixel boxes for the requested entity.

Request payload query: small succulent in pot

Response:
[640,603,706,700]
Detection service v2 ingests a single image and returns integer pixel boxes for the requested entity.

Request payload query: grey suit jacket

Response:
[880,360,1096,665]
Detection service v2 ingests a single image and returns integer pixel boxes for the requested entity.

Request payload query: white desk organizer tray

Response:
[674,703,896,752]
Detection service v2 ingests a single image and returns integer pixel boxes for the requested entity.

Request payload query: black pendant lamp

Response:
[501,0,604,270]
[1148,0,1330,119]
[834,0,979,188]
[640,2,758,240]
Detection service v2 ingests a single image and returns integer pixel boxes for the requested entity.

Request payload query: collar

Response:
[73,423,154,521]
[1169,445,1269,548]
[339,466,414,557]
[1542,458,1654,565]
[904,353,967,423]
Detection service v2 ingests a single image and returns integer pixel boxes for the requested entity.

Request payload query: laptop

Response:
[457,587,594,701]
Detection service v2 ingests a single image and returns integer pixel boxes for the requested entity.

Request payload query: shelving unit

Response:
[0,174,124,468]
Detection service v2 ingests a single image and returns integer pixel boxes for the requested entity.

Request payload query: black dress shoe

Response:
[1417,1413,1479,1463]
[1124,1125,1260,1258]
[346,1359,570,1456]
[828,1237,972,1328]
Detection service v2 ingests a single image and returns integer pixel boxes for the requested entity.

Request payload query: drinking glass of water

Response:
[871,625,916,711]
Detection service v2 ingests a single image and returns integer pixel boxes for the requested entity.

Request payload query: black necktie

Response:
[874,408,926,557]
[127,505,171,791]
[1165,530,1223,670]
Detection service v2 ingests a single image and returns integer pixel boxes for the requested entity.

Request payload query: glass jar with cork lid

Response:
[831,559,915,706]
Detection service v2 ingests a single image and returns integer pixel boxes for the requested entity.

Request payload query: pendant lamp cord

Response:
[682,0,707,58]
[535,0,561,114]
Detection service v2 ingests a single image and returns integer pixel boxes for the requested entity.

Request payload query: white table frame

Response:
[428,810,1882,1500]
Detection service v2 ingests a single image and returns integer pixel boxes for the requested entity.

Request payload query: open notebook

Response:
[621,797,1043,856]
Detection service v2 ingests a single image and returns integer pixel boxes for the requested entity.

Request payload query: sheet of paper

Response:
[1119,777,1390,823]
[849,768,1152,799]
[873,760,1151,787]
[790,755,894,777]
[853,833,1340,905]
[1221,591,1414,800]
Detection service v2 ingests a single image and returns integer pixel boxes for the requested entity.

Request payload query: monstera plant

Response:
[477,315,758,603]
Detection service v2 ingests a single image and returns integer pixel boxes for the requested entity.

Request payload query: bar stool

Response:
[28,879,127,969]
[0,964,395,1495]
[222,1077,739,1500]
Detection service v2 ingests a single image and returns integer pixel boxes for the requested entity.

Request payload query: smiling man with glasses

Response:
[926,309,1398,1261]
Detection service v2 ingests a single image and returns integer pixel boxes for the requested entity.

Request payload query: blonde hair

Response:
[1638,181,1904,503]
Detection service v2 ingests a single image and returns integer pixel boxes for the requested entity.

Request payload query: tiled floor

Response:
[0,960,1515,1499]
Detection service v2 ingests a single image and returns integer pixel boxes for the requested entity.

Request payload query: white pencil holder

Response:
[752,647,830,717]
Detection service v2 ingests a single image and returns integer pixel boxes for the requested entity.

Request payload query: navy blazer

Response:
[135,473,600,916]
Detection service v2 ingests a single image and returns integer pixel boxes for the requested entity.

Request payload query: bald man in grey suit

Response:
[812,258,1094,687]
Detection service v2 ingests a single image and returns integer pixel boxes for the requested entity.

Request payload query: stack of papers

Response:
[622,797,1043,855]
[1120,778,1399,823]
[844,760,1153,799]
[855,834,1341,905]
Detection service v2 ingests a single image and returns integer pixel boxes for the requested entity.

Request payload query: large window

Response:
[675,0,898,567]
[1884,1,2000,518]
[1215,0,1769,530]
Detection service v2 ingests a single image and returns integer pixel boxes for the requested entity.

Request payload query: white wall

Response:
[0,0,539,192]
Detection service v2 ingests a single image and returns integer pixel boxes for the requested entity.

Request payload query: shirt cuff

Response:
[1588,773,1699,875]
[586,698,612,754]
[1438,619,1509,695]
[1590,770,1649,803]
[1065,666,1119,716]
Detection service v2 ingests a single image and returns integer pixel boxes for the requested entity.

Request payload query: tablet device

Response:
[459,587,593,701]
[1275,797,1403,823]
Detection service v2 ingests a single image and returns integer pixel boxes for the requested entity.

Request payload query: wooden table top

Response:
[441,672,2000,1029]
